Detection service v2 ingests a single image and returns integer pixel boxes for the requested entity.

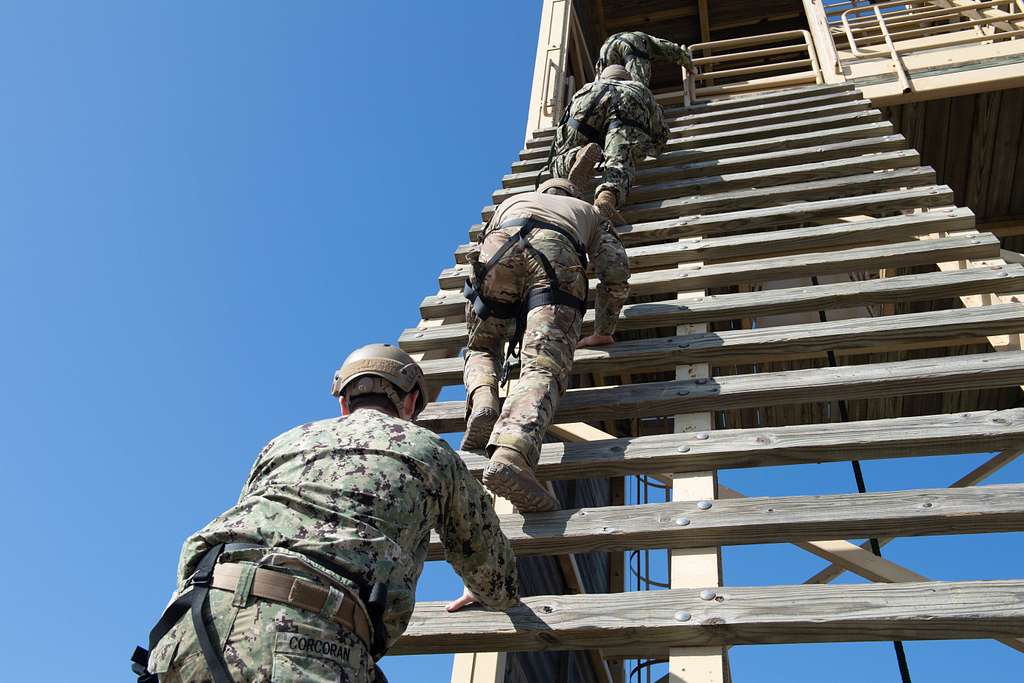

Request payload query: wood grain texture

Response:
[416,351,1024,432]
[455,409,1024,481]
[392,580,1024,655]
[502,134,908,191]
[426,483,1024,559]
[491,149,920,209]
[455,208,974,268]
[469,185,953,244]
[400,265,1024,353]
[419,303,1024,385]
[423,233,998,319]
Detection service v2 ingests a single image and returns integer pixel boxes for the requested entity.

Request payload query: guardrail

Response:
[683,30,824,100]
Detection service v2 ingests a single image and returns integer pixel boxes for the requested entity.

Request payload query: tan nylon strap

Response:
[211,563,372,647]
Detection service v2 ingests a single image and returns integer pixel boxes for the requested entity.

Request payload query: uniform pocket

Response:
[272,631,361,682]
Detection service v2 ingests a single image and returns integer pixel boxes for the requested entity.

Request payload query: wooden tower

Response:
[396,1,1024,681]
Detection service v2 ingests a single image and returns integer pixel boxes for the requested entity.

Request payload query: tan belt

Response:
[211,563,372,647]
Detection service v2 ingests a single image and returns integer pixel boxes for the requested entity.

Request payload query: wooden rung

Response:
[392,580,1024,655]
[503,134,908,191]
[416,351,1024,433]
[426,483,1024,560]
[514,121,896,182]
[419,303,1024,386]
[524,99,872,150]
[470,184,953,245]
[457,409,1024,481]
[528,85,861,139]
[491,149,920,210]
[516,109,884,162]
[422,233,997,319]
[483,166,935,224]
[455,207,975,268]
[399,264,1024,353]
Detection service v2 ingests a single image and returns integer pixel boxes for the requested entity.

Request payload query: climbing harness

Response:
[464,216,589,385]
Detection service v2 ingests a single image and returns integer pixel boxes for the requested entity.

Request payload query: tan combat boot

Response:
[460,387,499,451]
[594,189,626,226]
[567,142,602,194]
[482,447,560,513]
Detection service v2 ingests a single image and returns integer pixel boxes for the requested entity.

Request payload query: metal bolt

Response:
[675,517,691,526]
[699,589,717,601]
[695,378,708,385]
[677,390,690,396]
[696,500,712,510]
[677,446,690,453]
[414,333,424,338]
[695,433,710,440]
[674,611,691,622]
[1000,272,1010,277]
[921,502,933,509]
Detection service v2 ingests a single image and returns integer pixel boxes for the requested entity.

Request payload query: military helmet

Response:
[600,64,630,81]
[538,178,582,199]
[331,343,428,416]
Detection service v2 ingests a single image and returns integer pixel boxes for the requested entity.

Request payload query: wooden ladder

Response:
[397,82,1024,682]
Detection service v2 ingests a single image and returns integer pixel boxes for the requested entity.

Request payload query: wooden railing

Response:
[684,30,824,99]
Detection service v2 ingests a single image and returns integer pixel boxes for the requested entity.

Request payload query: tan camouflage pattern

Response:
[162,410,518,668]
[551,77,668,202]
[464,196,629,465]
[148,587,376,682]
[595,31,694,86]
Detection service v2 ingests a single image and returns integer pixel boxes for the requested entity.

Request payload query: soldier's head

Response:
[537,178,582,199]
[600,64,630,81]
[331,344,428,420]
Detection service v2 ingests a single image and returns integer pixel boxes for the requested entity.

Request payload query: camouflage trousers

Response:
[148,565,376,682]
[551,124,652,202]
[465,225,586,466]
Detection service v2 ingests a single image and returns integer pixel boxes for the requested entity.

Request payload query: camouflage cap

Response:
[537,178,582,199]
[600,64,630,81]
[332,344,428,415]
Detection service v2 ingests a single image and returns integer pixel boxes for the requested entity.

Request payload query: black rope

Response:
[811,275,913,683]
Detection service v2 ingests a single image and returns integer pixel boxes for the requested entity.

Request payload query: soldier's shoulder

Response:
[371,412,458,455]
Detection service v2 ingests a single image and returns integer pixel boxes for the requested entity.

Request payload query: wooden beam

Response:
[416,351,1024,433]
[514,121,896,176]
[422,304,1024,386]
[393,580,1024,655]
[425,483,1024,559]
[458,409,1024,481]
[471,184,952,247]
[605,5,697,30]
[400,265,1024,353]
[425,233,997,318]
[698,0,711,43]
[458,206,972,269]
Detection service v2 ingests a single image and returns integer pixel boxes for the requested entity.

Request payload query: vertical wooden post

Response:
[668,255,728,681]
[802,0,845,83]
[525,0,573,143]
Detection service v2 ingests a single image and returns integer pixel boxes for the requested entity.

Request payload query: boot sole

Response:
[568,143,603,190]
[483,461,560,513]
[460,407,499,451]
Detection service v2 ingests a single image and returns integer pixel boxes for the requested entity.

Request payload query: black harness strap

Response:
[464,216,589,385]
[132,543,232,683]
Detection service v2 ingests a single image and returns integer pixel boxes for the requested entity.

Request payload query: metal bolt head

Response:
[696,500,712,510]
[674,611,691,622]
[677,446,690,453]
[699,589,717,601]
[695,432,710,440]
[675,517,691,526]
[414,333,424,338]
[677,390,690,396]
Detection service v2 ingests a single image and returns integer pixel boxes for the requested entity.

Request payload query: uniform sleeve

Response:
[590,216,631,336]
[648,35,694,72]
[437,449,519,610]
[647,97,670,155]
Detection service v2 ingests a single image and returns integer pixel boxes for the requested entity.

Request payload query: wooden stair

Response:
[394,83,1024,680]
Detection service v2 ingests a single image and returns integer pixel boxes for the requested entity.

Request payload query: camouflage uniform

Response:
[595,31,694,86]
[465,190,630,466]
[147,410,519,682]
[551,76,668,203]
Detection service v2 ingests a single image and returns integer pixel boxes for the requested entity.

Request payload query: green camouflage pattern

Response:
[155,410,518,676]
[595,31,694,85]
[464,214,629,465]
[147,587,376,682]
[551,77,668,202]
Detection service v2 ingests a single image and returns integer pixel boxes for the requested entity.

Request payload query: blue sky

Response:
[0,2,1020,681]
